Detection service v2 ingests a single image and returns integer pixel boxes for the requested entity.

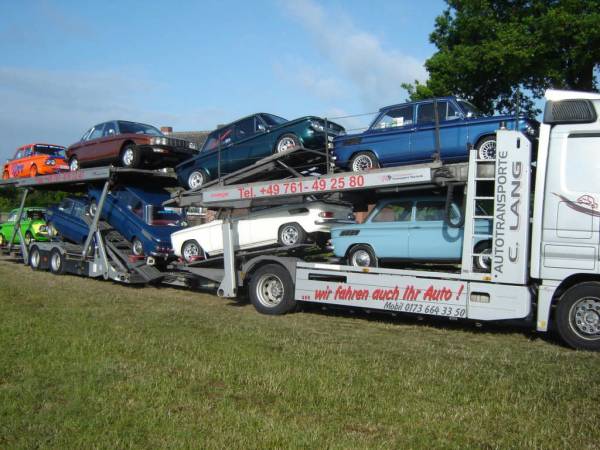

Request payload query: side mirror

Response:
[465,111,473,118]
[257,123,266,132]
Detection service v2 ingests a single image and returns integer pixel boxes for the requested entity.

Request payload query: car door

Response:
[361,200,412,258]
[9,149,26,178]
[79,123,106,165]
[54,198,76,242]
[212,125,235,177]
[98,121,121,162]
[411,101,469,163]
[410,200,462,260]
[366,106,414,166]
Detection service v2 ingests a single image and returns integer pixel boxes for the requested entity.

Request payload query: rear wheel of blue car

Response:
[476,137,496,160]
[350,152,380,172]
[275,134,300,153]
[187,170,207,190]
[347,245,378,268]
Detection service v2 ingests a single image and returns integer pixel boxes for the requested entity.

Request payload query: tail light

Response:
[319,211,334,218]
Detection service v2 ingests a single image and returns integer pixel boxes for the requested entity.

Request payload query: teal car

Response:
[175,113,345,189]
[331,195,492,270]
[0,207,49,246]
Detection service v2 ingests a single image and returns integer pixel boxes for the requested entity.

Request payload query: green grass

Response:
[1,261,599,449]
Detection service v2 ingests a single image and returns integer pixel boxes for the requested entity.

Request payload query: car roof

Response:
[17,143,66,151]
[379,96,458,112]
[209,113,286,133]
[378,194,449,204]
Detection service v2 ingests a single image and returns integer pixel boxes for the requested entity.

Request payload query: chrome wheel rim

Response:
[351,249,371,267]
[88,202,97,217]
[477,248,492,270]
[51,252,61,272]
[30,249,39,268]
[188,171,204,189]
[569,296,600,340]
[183,242,200,261]
[132,240,144,256]
[122,148,134,166]
[69,158,79,171]
[256,274,284,307]
[280,226,299,246]
[277,137,297,153]
[478,140,496,160]
[352,155,373,172]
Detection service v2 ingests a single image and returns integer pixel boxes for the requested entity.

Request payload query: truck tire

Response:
[49,248,66,275]
[249,264,296,315]
[29,245,41,270]
[556,282,600,351]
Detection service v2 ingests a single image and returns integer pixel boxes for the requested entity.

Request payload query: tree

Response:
[404,0,600,115]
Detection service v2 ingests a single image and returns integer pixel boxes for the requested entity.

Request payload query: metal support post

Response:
[433,99,441,162]
[8,188,29,262]
[82,181,109,259]
[217,215,237,297]
[324,117,331,174]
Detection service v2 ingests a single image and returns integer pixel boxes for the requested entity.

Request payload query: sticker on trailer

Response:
[295,268,468,319]
[202,168,432,203]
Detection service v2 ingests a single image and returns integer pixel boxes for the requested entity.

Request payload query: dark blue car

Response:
[88,185,185,260]
[333,96,538,172]
[46,196,90,244]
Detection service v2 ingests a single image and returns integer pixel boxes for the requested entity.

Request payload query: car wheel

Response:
[275,134,301,153]
[187,170,207,190]
[278,223,306,247]
[249,264,296,315]
[474,241,492,272]
[29,245,41,270]
[49,248,65,275]
[556,282,600,351]
[47,222,58,238]
[120,144,141,168]
[350,152,380,172]
[29,165,38,177]
[181,239,202,263]
[477,136,496,160]
[132,238,144,256]
[24,231,33,246]
[347,244,378,267]
[69,156,79,171]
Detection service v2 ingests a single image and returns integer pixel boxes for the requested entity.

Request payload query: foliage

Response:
[405,0,600,116]
[0,187,66,213]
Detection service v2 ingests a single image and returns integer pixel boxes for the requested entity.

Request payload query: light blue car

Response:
[330,195,492,269]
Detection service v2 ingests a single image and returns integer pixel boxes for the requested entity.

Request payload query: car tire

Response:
[49,248,65,275]
[120,144,141,168]
[181,239,202,263]
[347,244,378,267]
[275,134,301,153]
[29,245,41,270]
[69,156,79,172]
[131,238,144,256]
[87,199,98,217]
[476,136,496,160]
[556,282,600,351]
[474,241,492,272]
[187,170,208,190]
[29,165,38,177]
[350,151,380,172]
[278,223,306,247]
[249,264,296,315]
[24,231,33,246]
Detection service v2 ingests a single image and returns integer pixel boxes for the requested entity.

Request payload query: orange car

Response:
[2,143,69,179]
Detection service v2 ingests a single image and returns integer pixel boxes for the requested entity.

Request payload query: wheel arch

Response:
[274,132,303,151]
[240,256,297,288]
[473,133,496,149]
[551,274,600,307]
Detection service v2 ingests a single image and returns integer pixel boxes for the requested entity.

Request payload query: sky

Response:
[0,0,446,160]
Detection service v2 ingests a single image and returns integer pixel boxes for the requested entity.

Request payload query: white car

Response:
[171,201,354,262]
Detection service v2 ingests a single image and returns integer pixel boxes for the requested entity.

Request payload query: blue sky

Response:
[0,0,445,160]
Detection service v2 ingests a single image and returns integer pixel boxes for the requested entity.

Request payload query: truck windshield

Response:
[34,145,66,158]
[148,207,183,226]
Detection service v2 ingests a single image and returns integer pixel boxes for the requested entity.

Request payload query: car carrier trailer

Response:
[168,89,600,351]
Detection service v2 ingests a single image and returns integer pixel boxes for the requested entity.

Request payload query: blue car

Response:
[88,186,185,261]
[330,195,492,269]
[333,96,538,172]
[46,196,90,244]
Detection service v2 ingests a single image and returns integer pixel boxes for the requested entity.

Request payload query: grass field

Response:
[1,260,599,449]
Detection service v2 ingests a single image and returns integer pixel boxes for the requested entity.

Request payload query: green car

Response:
[0,207,50,246]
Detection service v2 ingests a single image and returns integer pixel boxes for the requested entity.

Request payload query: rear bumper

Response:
[138,145,198,167]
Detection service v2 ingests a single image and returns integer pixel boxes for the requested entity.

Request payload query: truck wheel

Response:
[350,151,380,172]
[347,244,378,267]
[121,144,141,168]
[275,134,300,153]
[476,136,496,160]
[249,264,296,315]
[278,223,306,247]
[556,282,600,351]
[29,245,41,270]
[49,248,65,275]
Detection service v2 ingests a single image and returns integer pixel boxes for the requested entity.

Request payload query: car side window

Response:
[373,106,413,129]
[415,201,446,221]
[371,202,413,222]
[15,150,24,159]
[88,124,105,140]
[447,102,461,121]
[59,199,74,214]
[24,147,33,157]
[417,101,453,124]
[234,118,256,142]
[103,122,117,137]
[73,203,86,218]
[7,212,17,222]
[130,200,144,219]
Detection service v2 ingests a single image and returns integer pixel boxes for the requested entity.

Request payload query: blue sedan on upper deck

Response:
[332,96,538,172]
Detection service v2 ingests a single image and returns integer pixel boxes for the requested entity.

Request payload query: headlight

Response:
[38,225,47,232]
[45,159,56,166]
[188,142,197,150]
[151,137,168,145]
[309,120,325,132]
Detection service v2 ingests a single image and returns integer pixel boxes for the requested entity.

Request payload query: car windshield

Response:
[457,100,483,118]
[260,113,288,127]
[27,210,45,220]
[118,121,163,136]
[148,206,183,226]
[34,145,66,158]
